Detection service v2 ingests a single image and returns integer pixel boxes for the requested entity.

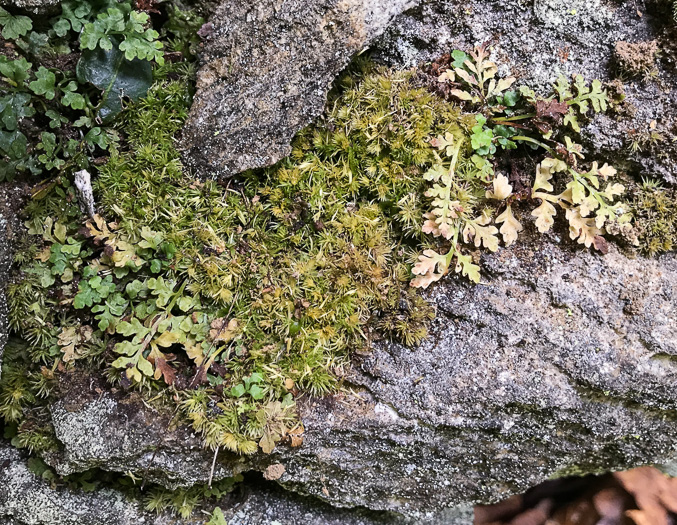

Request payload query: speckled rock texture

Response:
[180,0,418,177]
[375,0,677,183]
[255,240,677,519]
[0,0,59,15]
[40,374,234,489]
[0,184,23,380]
[28,238,677,521]
[0,442,166,525]
[0,440,414,525]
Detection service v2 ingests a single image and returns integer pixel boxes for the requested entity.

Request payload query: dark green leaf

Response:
[76,43,152,121]
[0,56,32,85]
[0,7,32,40]
[503,90,519,107]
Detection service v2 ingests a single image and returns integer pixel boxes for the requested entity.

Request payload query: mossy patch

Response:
[630,180,677,256]
[2,42,673,474]
[6,64,452,455]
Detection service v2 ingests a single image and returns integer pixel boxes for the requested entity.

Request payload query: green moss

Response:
[3,45,651,465]
[631,180,677,256]
[0,338,58,453]
[7,65,451,455]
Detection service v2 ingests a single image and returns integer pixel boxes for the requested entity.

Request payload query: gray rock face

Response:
[41,375,236,489]
[0,440,407,525]
[35,239,677,520]
[180,0,418,178]
[0,0,60,15]
[261,241,677,518]
[0,442,165,525]
[0,184,23,380]
[375,0,677,183]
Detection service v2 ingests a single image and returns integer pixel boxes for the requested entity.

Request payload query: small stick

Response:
[208,446,219,488]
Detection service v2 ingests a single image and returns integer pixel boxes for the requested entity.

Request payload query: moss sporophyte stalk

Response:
[2,6,674,503]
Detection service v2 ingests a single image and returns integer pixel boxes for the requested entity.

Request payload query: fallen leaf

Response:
[259,430,276,454]
[535,99,569,120]
[288,426,304,448]
[263,463,286,481]
[209,318,239,343]
[153,357,176,385]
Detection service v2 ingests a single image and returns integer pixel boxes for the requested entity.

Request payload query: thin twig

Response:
[208,446,220,488]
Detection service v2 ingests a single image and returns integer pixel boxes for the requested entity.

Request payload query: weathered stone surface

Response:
[41,374,236,489]
[0,441,166,525]
[180,0,418,178]
[375,0,677,183]
[0,0,60,15]
[0,184,24,380]
[37,238,677,519]
[1,440,410,525]
[258,240,677,518]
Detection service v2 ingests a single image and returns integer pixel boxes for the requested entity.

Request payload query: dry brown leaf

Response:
[209,318,239,343]
[288,426,304,448]
[593,488,626,520]
[535,99,569,120]
[410,271,445,289]
[185,341,204,367]
[422,212,443,237]
[450,88,474,101]
[153,356,176,385]
[259,430,276,454]
[263,463,286,481]
[659,477,677,513]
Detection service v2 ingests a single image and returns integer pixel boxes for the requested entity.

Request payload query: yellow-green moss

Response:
[7,65,455,455]
[631,180,677,256]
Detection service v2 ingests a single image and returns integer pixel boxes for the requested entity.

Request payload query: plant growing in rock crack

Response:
[410,45,633,287]
[2,37,652,482]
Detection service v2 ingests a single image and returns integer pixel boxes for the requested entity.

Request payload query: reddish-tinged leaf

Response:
[154,357,176,385]
[592,235,609,254]
[535,99,569,120]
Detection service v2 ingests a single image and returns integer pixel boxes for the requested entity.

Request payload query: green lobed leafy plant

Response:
[411,45,633,287]
[0,0,167,181]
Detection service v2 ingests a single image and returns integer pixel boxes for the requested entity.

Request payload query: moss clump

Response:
[4,45,652,461]
[7,64,451,455]
[631,180,677,256]
[0,338,58,453]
